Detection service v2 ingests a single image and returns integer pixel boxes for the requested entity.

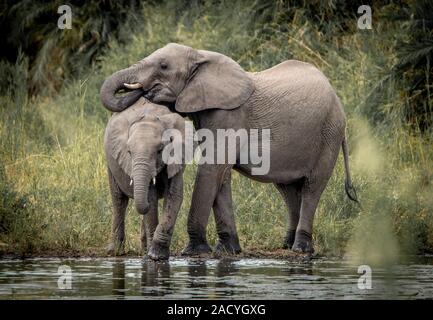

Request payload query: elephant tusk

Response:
[130,179,133,186]
[152,177,156,185]
[124,82,142,89]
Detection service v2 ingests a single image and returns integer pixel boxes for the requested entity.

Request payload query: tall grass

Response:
[1,1,432,264]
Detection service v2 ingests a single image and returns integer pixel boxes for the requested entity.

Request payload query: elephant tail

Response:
[342,136,359,204]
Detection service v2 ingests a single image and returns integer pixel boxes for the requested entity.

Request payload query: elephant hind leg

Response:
[292,143,341,254]
[275,181,302,249]
[213,171,241,255]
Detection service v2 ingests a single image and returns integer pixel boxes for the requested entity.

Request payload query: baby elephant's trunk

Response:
[132,163,152,214]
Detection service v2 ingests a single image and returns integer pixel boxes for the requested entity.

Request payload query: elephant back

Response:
[245,60,340,143]
[248,60,337,114]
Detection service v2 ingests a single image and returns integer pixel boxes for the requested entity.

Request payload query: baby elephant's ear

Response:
[107,120,132,177]
[159,114,191,179]
[176,49,254,113]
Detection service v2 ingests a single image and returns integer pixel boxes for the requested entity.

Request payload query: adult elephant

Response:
[100,43,358,254]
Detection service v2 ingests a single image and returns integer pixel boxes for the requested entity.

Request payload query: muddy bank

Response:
[0,248,317,261]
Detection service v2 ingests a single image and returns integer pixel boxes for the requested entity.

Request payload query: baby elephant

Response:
[104,98,187,260]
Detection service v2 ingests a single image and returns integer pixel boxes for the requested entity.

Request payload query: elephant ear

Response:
[175,50,254,113]
[158,113,193,179]
[106,116,133,177]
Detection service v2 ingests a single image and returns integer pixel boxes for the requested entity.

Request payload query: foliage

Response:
[363,0,433,131]
[0,0,142,94]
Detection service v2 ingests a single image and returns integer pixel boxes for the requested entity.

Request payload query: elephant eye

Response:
[160,62,168,70]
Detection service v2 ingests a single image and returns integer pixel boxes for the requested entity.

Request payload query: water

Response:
[0,256,433,299]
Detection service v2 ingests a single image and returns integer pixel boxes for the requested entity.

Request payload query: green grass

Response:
[1,1,432,266]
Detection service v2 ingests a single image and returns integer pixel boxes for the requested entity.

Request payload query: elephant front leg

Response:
[140,217,147,255]
[107,169,129,256]
[142,184,159,256]
[213,171,241,255]
[148,173,183,260]
[182,165,230,256]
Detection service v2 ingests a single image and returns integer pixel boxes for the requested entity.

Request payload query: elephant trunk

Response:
[132,161,153,215]
[100,66,144,112]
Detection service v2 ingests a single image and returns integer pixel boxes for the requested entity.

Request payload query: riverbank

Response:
[0,247,313,261]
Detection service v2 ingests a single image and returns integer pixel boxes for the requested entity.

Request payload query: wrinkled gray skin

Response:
[104,98,186,260]
[100,43,358,255]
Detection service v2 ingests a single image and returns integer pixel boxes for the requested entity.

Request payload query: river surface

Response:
[0,256,432,299]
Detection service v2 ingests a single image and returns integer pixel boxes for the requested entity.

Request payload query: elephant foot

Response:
[291,230,314,254]
[215,239,242,255]
[106,241,125,256]
[181,241,212,256]
[282,229,296,249]
[148,242,170,261]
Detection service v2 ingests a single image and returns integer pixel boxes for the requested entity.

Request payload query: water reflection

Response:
[214,259,239,298]
[215,259,239,277]
[283,262,314,276]
[187,260,207,290]
[0,257,433,299]
[141,259,171,297]
[112,262,125,298]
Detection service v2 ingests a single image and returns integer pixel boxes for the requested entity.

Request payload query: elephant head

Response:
[100,43,255,113]
[112,112,187,214]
